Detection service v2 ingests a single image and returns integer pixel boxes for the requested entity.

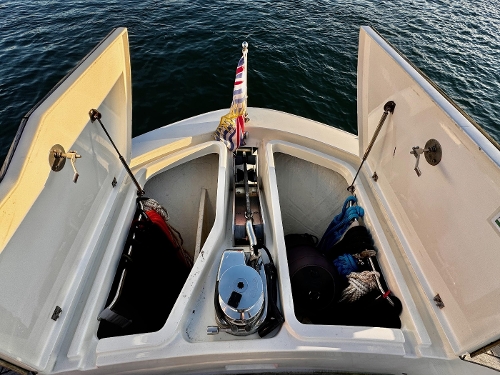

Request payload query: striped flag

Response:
[231,56,247,116]
[214,43,248,151]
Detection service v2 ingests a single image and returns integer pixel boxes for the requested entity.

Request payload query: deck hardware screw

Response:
[51,306,62,321]
[433,294,445,309]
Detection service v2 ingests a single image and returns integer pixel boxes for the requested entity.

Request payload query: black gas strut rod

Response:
[347,101,396,194]
[89,109,145,196]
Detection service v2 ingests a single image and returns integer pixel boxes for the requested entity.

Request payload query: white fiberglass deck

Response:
[91,109,436,374]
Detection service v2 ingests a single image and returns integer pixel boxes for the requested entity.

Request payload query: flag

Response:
[230,56,247,116]
[214,43,248,151]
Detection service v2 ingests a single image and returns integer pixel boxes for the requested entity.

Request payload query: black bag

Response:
[97,201,190,339]
[323,225,374,262]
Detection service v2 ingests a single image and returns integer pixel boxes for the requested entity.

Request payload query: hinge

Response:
[51,306,62,321]
[433,294,445,309]
[0,358,34,375]
[469,337,500,358]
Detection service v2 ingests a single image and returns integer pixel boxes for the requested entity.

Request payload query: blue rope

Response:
[333,253,359,277]
[318,196,364,253]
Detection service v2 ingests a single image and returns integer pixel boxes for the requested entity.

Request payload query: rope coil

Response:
[333,249,377,277]
[318,196,364,253]
[339,271,380,303]
[142,198,169,221]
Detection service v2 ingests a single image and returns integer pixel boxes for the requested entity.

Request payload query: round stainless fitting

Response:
[218,265,264,325]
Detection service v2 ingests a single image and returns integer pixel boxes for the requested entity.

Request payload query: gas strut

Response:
[347,101,395,194]
[89,109,145,196]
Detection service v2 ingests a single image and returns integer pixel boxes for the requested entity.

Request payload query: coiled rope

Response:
[339,271,380,303]
[318,196,364,253]
[334,254,359,276]
[337,252,394,306]
[333,250,377,277]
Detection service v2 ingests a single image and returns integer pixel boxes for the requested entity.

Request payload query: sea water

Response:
[0,0,499,165]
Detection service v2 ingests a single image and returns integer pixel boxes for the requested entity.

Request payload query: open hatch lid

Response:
[0,28,132,372]
[357,26,500,356]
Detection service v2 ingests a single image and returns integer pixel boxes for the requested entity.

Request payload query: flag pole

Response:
[242,41,249,121]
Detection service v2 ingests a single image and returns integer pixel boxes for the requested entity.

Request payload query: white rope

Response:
[339,271,380,303]
[368,257,394,306]
[142,198,169,221]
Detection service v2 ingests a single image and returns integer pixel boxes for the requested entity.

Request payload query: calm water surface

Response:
[0,0,499,164]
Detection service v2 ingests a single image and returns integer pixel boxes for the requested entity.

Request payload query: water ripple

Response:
[1,0,499,163]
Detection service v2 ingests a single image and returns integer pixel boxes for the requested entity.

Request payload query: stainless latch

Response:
[49,144,81,183]
[410,139,442,176]
[410,146,426,176]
